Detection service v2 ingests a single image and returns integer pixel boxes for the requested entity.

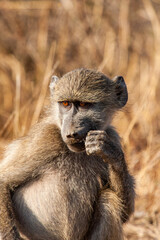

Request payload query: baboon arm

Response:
[0,139,37,240]
[86,126,135,221]
[85,127,135,222]
[85,190,123,240]
[108,163,135,222]
[0,184,23,240]
[0,121,62,240]
[105,127,135,222]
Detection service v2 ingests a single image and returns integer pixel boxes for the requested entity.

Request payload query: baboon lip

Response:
[66,139,85,145]
[67,141,85,152]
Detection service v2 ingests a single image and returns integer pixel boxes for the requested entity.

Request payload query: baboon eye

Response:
[79,102,86,107]
[62,101,70,107]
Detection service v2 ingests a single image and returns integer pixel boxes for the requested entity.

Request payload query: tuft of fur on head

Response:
[52,68,114,103]
[50,68,128,113]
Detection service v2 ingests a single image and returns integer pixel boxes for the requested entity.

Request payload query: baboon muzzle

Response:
[66,131,84,141]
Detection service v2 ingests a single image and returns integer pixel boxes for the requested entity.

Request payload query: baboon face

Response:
[57,101,107,152]
[50,68,128,153]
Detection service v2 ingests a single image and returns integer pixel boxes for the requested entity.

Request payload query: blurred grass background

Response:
[0,0,160,239]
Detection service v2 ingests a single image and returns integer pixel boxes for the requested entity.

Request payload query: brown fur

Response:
[0,68,135,240]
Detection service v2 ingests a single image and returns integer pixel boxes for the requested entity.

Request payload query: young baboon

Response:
[0,68,135,240]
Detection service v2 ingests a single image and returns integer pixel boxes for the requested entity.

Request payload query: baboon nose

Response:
[66,132,78,139]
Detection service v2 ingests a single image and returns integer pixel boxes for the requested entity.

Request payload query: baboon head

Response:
[50,68,128,152]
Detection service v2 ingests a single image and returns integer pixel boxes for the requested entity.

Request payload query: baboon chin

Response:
[0,68,135,240]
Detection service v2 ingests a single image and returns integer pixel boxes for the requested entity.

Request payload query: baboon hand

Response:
[85,130,110,157]
[85,130,124,168]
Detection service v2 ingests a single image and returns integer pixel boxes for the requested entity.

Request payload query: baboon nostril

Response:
[73,132,78,138]
[66,132,78,139]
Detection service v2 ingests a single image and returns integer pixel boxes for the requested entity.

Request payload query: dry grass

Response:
[0,0,160,239]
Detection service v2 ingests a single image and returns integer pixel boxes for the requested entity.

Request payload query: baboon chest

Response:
[13,155,109,240]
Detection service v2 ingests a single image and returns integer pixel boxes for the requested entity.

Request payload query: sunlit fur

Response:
[0,68,134,240]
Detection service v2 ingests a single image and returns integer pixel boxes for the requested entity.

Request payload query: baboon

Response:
[0,68,135,240]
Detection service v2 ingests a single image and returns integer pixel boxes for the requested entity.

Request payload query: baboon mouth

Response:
[66,138,85,145]
[67,141,85,152]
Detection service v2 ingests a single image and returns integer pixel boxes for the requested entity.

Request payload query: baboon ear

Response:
[49,75,59,95]
[113,76,128,108]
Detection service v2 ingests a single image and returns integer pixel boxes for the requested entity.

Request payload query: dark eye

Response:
[79,102,86,107]
[78,102,92,108]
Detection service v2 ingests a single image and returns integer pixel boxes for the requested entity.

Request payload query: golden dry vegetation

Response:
[0,0,160,239]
